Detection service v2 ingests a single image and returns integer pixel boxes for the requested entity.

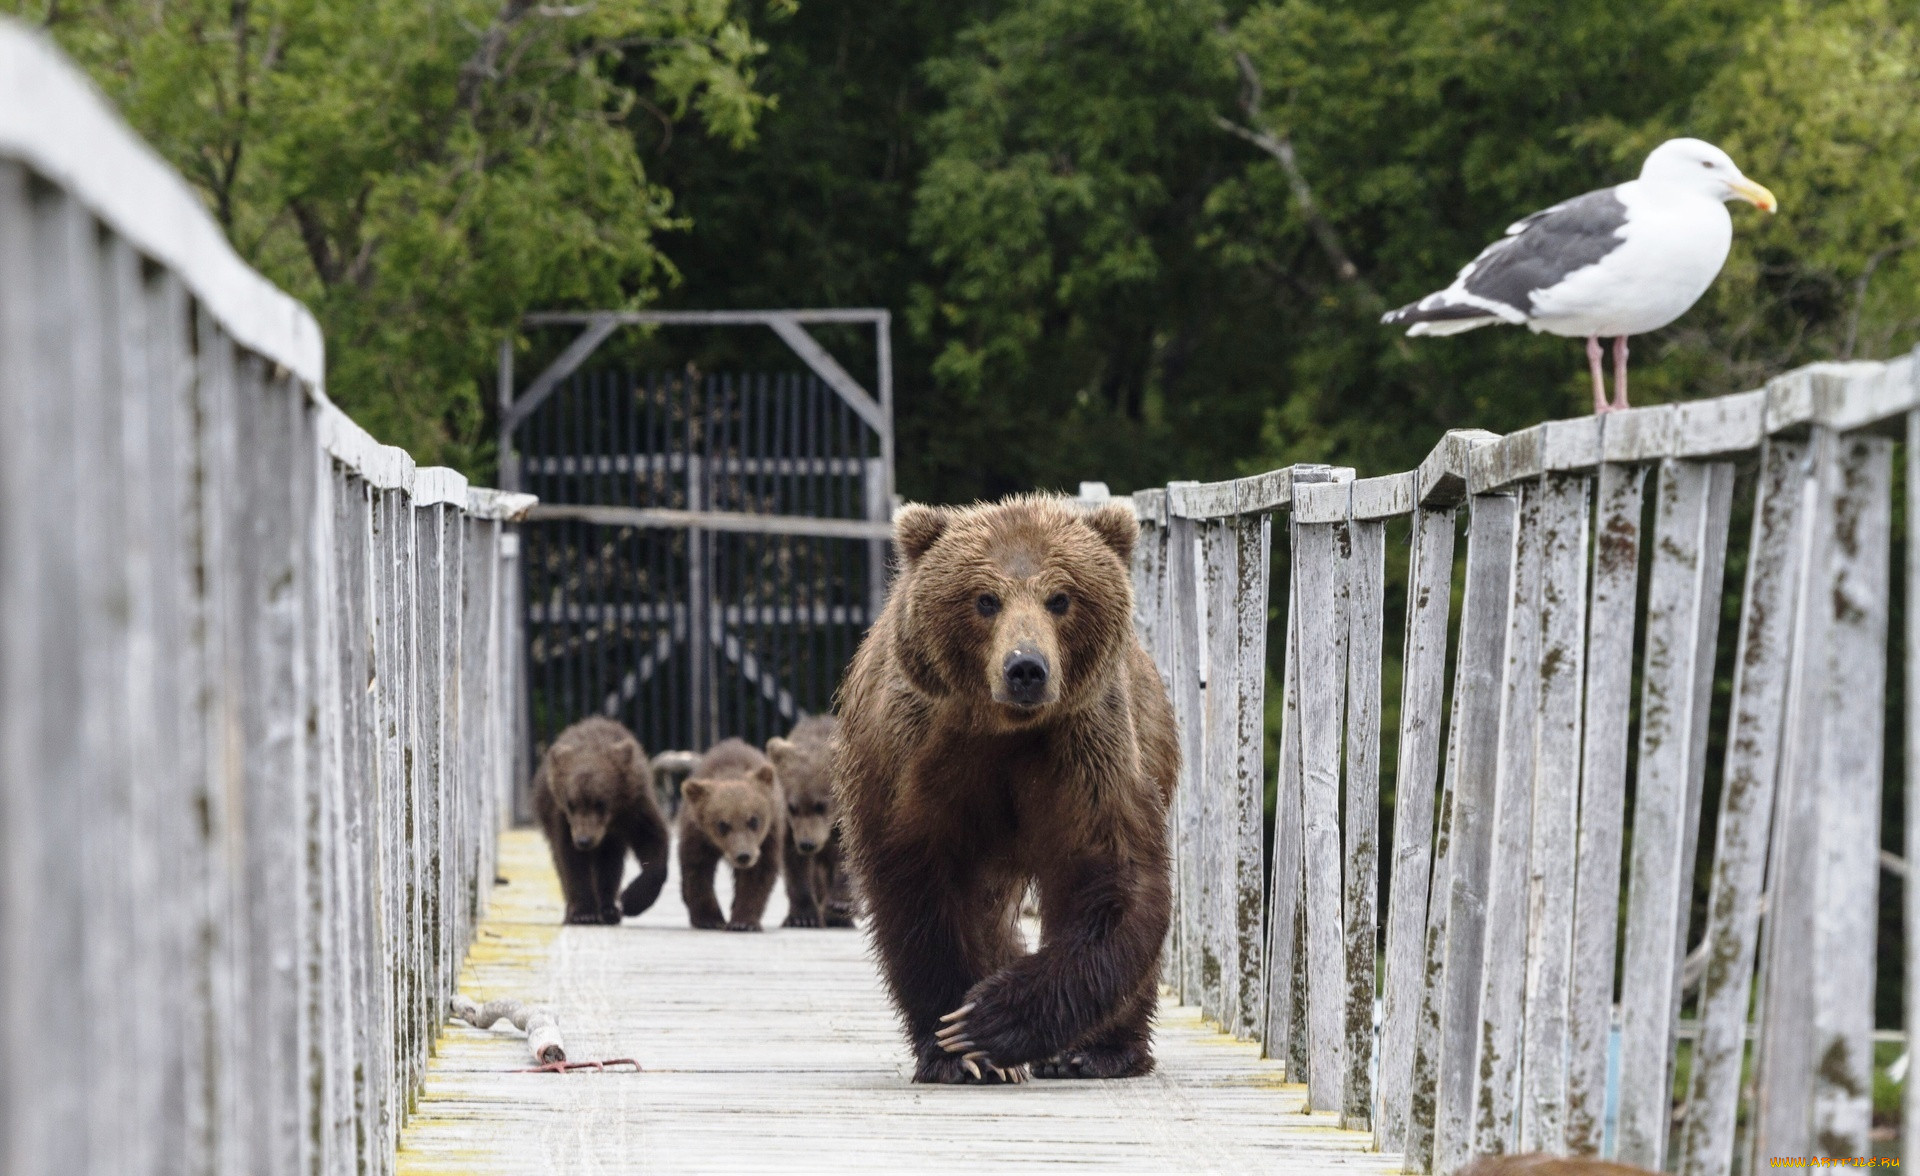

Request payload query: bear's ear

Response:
[1084,502,1136,564]
[894,503,952,564]
[765,737,791,768]
[681,779,710,806]
[753,763,777,788]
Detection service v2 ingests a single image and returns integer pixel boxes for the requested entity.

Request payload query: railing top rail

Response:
[0,17,534,522]
[1134,355,1918,527]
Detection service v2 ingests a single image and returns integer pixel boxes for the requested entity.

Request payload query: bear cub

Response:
[532,716,672,925]
[770,714,854,928]
[677,738,785,931]
[836,495,1179,1085]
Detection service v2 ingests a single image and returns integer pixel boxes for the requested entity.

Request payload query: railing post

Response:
[1428,488,1517,1176]
[1165,496,1206,1007]
[1230,505,1272,1042]
[1565,460,1647,1157]
[1200,517,1239,1024]
[1615,458,1735,1170]
[1377,430,1482,1154]
[1676,434,1810,1175]
[1293,478,1352,1114]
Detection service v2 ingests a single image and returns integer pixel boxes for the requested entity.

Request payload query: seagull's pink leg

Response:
[1587,335,1608,414]
[1612,336,1630,411]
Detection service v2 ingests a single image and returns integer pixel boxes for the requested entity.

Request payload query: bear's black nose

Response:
[797,840,818,854]
[1003,650,1050,704]
[573,834,594,850]
[734,851,755,866]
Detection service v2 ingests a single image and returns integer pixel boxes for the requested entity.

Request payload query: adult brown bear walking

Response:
[836,495,1178,1084]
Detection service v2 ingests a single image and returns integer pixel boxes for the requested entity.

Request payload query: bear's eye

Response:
[975,593,1001,618]
[716,821,731,835]
[747,816,761,831]
[788,803,799,816]
[1046,592,1070,615]
[813,802,828,815]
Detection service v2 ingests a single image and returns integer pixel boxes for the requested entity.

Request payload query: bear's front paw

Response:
[913,1050,1029,1085]
[565,908,604,925]
[783,909,822,928]
[824,905,856,928]
[724,920,763,932]
[934,979,1050,1069]
[599,906,623,925]
[689,914,726,930]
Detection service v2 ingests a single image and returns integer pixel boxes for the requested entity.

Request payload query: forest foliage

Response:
[18,0,1920,499]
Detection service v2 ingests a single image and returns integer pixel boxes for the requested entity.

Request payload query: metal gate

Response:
[498,311,893,812]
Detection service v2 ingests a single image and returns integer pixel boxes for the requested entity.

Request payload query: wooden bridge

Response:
[0,19,1909,1176]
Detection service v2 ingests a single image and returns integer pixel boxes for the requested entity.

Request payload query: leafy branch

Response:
[1215,45,1382,312]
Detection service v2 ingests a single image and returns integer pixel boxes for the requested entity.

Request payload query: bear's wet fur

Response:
[677,738,785,931]
[770,714,855,928]
[531,716,672,925]
[836,494,1178,1084]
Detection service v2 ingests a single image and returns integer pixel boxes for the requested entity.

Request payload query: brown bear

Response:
[836,494,1178,1085]
[770,714,855,928]
[531,716,671,925]
[677,738,785,931]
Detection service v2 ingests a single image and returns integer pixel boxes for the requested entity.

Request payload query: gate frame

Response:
[498,309,895,765]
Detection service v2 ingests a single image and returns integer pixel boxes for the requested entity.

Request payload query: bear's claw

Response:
[784,910,822,928]
[724,920,763,932]
[913,1051,1029,1085]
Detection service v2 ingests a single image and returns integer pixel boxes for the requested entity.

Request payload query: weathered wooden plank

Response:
[1167,515,1207,1007]
[1564,462,1647,1157]
[1472,482,1544,1157]
[1416,429,1502,507]
[1403,617,1469,1175]
[1615,459,1735,1171]
[1202,519,1241,1024]
[1805,431,1890,1157]
[237,351,306,1175]
[1515,472,1591,1153]
[1231,513,1272,1040]
[1132,516,1176,981]
[1295,515,1351,1112]
[1430,491,1519,1176]
[1674,437,1809,1176]
[1343,517,1386,1130]
[144,267,201,1176]
[1263,524,1305,1066]
[1376,505,1457,1154]
[195,303,257,1176]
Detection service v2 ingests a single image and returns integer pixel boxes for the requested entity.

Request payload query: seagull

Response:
[1381,138,1777,413]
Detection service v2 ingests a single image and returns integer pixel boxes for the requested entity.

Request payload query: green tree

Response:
[24,0,775,471]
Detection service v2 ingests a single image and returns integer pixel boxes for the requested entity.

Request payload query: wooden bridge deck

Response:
[398,829,1400,1174]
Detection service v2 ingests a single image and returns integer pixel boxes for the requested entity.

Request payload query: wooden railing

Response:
[0,22,533,1176]
[1132,356,1917,1174]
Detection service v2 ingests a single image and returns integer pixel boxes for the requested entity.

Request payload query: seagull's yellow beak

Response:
[1730,176,1778,213]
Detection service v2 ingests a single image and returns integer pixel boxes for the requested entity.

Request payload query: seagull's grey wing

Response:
[1454,187,1630,315]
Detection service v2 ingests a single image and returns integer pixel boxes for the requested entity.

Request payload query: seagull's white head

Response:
[1640,137,1778,213]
